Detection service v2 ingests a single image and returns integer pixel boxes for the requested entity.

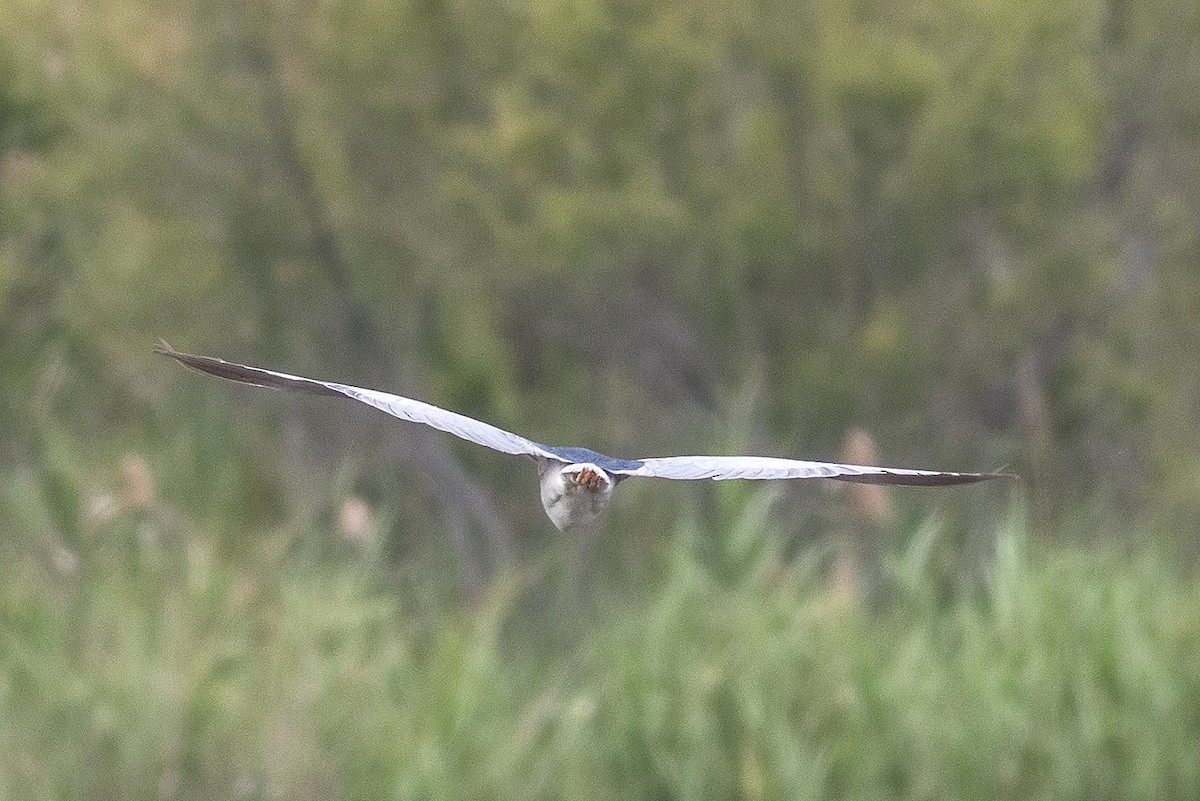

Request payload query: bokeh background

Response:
[3,0,1200,797]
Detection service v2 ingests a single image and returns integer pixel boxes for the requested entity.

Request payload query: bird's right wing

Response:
[156,344,564,461]
[611,455,1010,486]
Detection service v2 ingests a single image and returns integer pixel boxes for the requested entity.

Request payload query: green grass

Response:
[2,491,1199,800]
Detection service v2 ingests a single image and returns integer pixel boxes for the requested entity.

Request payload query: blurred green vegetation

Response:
[5,0,1200,543]
[3,0,1200,795]
[4,487,1200,799]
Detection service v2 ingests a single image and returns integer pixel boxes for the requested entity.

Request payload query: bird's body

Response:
[537,460,616,531]
[156,344,1011,530]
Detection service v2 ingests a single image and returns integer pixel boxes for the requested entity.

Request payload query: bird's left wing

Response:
[156,344,564,460]
[609,455,1010,486]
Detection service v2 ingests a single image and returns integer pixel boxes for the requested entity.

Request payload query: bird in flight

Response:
[157,344,1011,530]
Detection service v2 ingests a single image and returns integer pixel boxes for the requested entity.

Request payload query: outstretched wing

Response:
[156,344,564,461]
[609,455,1010,486]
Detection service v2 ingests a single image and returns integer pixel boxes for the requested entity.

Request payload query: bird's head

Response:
[560,463,611,493]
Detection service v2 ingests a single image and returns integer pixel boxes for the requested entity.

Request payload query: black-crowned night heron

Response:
[157,344,1010,530]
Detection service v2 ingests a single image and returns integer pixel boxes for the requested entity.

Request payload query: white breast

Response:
[537,461,615,531]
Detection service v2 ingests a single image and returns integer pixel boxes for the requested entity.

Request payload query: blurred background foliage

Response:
[3,0,1200,795]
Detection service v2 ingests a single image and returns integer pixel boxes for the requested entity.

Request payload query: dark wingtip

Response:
[154,344,341,397]
[834,469,1017,487]
[153,343,270,387]
[154,342,219,376]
